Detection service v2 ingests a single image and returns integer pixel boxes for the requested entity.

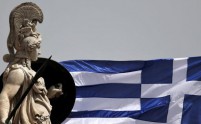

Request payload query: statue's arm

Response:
[0,69,24,123]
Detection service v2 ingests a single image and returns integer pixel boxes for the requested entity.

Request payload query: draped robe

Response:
[3,65,52,124]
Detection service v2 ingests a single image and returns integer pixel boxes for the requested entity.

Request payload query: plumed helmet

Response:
[5,2,43,63]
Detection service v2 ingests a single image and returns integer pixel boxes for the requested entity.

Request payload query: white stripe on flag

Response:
[70,71,141,86]
[62,118,165,124]
[72,98,141,111]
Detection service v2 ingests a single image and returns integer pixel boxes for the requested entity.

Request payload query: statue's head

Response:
[3,2,43,63]
[12,18,42,61]
[15,33,42,61]
[23,36,41,61]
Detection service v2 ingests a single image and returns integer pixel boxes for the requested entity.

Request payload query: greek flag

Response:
[60,56,201,124]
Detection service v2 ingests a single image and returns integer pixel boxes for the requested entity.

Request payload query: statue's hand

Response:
[47,83,63,99]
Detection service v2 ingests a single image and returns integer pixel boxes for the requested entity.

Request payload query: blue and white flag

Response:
[60,56,201,124]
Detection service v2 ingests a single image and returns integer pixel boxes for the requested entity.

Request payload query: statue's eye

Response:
[36,43,40,48]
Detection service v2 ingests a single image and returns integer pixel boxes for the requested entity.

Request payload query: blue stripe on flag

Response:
[69,96,170,123]
[69,110,140,118]
[60,60,144,73]
[137,95,170,123]
[181,95,201,124]
[61,59,173,84]
[141,59,173,84]
[76,83,141,98]
[187,56,201,81]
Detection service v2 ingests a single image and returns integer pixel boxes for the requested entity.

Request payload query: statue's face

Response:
[24,36,41,61]
[28,45,40,61]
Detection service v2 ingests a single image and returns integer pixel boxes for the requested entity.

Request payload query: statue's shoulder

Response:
[3,64,25,83]
[10,64,22,69]
[6,64,24,72]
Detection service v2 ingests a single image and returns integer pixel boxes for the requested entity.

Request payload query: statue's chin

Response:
[31,58,38,61]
